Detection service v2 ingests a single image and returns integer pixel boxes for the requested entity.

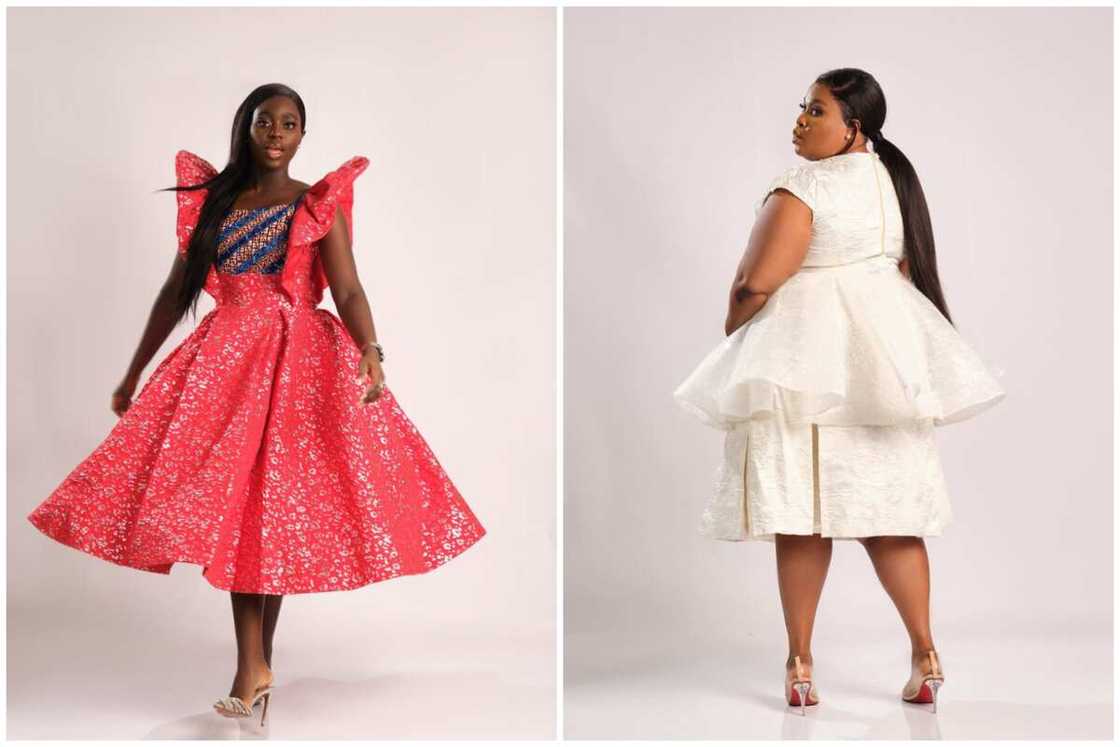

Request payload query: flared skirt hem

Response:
[27,512,485,595]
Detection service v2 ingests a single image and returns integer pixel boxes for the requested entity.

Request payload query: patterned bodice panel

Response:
[216,197,301,275]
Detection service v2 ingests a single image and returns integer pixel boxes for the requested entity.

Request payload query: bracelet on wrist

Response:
[361,340,384,362]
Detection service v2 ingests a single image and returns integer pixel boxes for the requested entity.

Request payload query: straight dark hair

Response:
[816,68,953,325]
[157,83,307,324]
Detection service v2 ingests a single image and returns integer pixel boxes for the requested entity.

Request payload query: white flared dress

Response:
[673,149,1006,542]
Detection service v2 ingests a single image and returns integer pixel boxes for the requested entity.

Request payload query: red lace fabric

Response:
[27,150,486,594]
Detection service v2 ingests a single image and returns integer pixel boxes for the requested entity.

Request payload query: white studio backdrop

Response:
[563,7,1111,739]
[7,7,556,739]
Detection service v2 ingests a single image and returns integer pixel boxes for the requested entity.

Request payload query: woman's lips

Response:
[265,147,283,158]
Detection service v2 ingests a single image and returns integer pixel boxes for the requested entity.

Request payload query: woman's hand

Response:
[111,376,138,417]
[356,351,385,405]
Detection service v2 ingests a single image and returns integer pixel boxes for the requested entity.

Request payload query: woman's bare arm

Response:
[724,189,813,335]
[112,256,188,415]
[318,206,384,403]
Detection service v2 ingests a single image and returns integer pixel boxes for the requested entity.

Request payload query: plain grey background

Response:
[8,7,555,739]
[564,6,1111,739]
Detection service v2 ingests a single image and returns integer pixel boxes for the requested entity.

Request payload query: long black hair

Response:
[158,83,307,323]
[816,68,953,325]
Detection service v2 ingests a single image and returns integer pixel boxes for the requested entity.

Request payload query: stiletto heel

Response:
[928,679,941,713]
[901,649,944,712]
[785,654,819,715]
[214,677,274,723]
[792,682,810,716]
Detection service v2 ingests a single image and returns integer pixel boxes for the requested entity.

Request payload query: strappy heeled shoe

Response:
[901,649,944,712]
[213,682,273,726]
[785,654,819,715]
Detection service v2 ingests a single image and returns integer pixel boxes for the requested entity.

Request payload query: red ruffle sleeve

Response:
[174,150,219,259]
[290,156,370,296]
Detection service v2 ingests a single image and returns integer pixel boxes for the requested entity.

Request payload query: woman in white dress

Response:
[673,68,1005,715]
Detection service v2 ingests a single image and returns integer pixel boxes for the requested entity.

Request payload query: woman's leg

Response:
[775,533,833,677]
[226,592,274,702]
[261,594,284,670]
[857,536,937,668]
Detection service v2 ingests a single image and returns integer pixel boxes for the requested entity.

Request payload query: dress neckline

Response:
[229,192,306,214]
[819,149,877,162]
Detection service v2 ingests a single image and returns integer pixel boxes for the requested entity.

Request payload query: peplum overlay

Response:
[673,251,1007,429]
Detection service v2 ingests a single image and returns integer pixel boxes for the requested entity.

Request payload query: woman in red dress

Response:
[27,83,486,724]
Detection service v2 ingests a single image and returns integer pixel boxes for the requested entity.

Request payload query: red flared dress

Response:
[27,150,486,594]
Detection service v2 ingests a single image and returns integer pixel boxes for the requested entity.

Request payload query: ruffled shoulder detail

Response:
[174,150,219,258]
[297,156,370,245]
[290,156,369,296]
[754,163,819,217]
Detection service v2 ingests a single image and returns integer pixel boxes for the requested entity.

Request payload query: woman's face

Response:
[248,95,304,170]
[792,83,865,160]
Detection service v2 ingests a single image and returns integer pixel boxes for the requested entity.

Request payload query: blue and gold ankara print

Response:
[216,197,301,275]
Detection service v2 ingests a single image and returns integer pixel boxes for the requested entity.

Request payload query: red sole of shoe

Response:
[903,681,935,704]
[787,687,819,707]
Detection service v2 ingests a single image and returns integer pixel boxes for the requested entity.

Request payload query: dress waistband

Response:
[215,272,317,309]
[800,253,901,271]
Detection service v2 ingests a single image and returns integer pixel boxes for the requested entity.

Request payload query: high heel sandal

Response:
[785,654,819,715]
[214,681,274,726]
[901,649,944,713]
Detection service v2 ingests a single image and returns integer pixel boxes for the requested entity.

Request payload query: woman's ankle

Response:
[786,652,813,667]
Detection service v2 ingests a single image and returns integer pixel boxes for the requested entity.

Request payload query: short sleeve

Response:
[174,150,218,259]
[754,164,818,217]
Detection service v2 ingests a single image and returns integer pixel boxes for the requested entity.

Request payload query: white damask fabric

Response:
[703,417,952,542]
[675,149,1005,541]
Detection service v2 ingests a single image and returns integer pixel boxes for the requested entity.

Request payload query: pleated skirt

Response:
[701,415,952,542]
